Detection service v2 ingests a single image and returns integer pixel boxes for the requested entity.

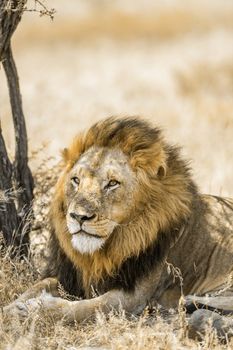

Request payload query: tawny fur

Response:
[50,117,195,292]
[4,117,233,327]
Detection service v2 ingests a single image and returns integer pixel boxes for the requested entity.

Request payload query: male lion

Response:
[4,117,233,328]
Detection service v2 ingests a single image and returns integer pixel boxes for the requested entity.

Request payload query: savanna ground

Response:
[0,0,233,348]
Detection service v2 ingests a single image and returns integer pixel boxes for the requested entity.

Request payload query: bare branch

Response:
[24,0,56,20]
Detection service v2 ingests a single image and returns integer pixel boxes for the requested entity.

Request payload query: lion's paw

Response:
[3,300,32,319]
[3,292,72,322]
[2,293,48,319]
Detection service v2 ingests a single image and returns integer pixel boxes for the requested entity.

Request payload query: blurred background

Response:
[0,0,233,195]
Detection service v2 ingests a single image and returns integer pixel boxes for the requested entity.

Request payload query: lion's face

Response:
[65,146,137,254]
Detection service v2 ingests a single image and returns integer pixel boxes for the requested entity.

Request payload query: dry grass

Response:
[176,61,233,99]
[2,145,233,350]
[15,8,233,46]
[175,60,233,134]
[0,244,231,350]
[1,0,233,349]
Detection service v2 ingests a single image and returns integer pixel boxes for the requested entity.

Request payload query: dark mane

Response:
[43,231,85,298]
[47,116,200,298]
[44,219,186,296]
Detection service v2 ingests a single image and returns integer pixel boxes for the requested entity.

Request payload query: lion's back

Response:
[202,194,233,237]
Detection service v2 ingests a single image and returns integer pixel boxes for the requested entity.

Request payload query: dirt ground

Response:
[0,0,233,349]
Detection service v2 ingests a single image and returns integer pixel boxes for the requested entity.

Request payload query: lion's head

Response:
[50,117,196,286]
[65,146,138,254]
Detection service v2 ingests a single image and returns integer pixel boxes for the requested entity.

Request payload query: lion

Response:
[3,117,233,329]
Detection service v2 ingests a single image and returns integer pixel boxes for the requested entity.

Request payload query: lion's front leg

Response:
[64,281,156,322]
[3,268,156,322]
[69,289,144,322]
[4,288,148,323]
[40,288,147,322]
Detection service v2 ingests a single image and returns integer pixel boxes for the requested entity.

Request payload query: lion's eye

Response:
[106,180,120,189]
[71,177,80,186]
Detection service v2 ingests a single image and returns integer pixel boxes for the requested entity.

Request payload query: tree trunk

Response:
[0,0,34,255]
[0,126,20,246]
[3,44,34,225]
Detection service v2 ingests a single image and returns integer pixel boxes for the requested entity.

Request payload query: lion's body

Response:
[46,192,233,309]
[4,117,233,324]
[158,195,233,307]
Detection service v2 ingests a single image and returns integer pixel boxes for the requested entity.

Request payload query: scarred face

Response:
[65,146,137,254]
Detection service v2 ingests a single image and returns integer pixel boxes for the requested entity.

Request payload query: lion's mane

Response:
[45,117,198,297]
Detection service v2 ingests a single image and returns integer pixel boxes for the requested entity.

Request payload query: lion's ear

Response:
[157,165,166,179]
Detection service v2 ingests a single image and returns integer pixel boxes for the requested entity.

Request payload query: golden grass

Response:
[0,247,229,350]
[176,61,233,98]
[175,60,233,130]
[15,7,233,46]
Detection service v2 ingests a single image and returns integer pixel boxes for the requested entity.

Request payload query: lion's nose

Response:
[70,212,96,225]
